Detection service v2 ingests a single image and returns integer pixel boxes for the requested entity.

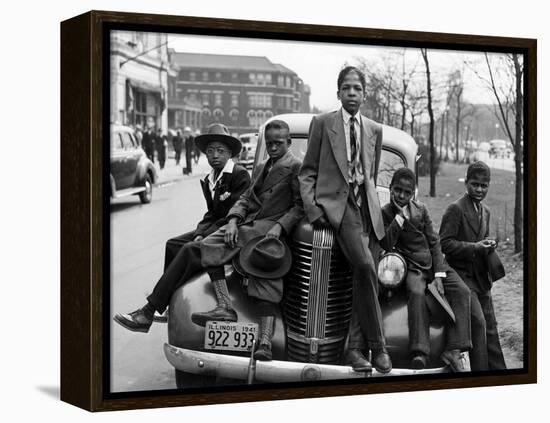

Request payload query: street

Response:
[110,160,208,393]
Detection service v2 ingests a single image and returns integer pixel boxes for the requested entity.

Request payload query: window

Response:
[111,132,123,151]
[214,93,223,107]
[201,93,210,105]
[277,75,284,87]
[231,73,239,83]
[257,74,264,85]
[249,73,256,84]
[230,93,239,107]
[376,149,406,188]
[215,72,222,82]
[247,110,256,127]
[202,108,211,118]
[266,74,272,85]
[120,131,135,150]
[213,108,224,122]
[229,109,239,122]
[189,71,196,82]
[265,95,272,108]
[202,71,209,82]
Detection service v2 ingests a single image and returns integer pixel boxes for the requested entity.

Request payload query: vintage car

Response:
[110,124,158,204]
[163,113,452,388]
[234,132,258,170]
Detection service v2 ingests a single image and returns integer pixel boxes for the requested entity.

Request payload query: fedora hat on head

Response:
[195,123,242,157]
[238,236,292,279]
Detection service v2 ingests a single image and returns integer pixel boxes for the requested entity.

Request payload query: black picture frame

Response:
[60,10,537,411]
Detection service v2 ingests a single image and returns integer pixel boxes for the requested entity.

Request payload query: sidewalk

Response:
[153,153,212,186]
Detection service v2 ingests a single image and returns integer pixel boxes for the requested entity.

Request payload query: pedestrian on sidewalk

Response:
[183,126,194,175]
[173,129,183,165]
[142,127,155,163]
[155,128,167,169]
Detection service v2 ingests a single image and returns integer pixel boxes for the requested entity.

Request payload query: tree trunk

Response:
[455,90,462,162]
[513,54,523,253]
[421,49,436,197]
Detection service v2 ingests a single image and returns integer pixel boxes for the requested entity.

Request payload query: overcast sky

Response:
[166,33,510,113]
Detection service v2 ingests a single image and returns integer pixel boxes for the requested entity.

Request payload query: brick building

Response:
[167,52,311,135]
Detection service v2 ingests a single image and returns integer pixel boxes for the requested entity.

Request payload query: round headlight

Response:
[378,253,407,289]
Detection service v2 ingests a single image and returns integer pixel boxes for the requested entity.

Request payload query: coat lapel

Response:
[405,201,423,234]
[463,194,482,236]
[200,178,213,210]
[328,111,349,182]
[258,151,292,194]
[360,115,377,180]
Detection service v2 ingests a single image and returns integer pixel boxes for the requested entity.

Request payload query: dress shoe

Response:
[114,306,153,333]
[411,353,428,370]
[372,347,392,374]
[343,349,373,372]
[441,349,467,372]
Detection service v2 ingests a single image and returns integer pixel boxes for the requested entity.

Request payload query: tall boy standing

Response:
[299,66,391,373]
[439,161,506,371]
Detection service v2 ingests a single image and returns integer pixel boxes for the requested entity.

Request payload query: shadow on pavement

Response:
[36,385,59,399]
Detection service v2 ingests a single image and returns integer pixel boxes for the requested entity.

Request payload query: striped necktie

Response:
[350,117,361,207]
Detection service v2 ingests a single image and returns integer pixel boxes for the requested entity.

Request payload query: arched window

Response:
[213,108,224,122]
[247,110,256,127]
[202,108,211,118]
[229,109,239,122]
[256,110,265,127]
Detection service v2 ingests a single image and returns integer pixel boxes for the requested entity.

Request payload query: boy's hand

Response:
[266,223,283,239]
[224,219,239,248]
[475,239,495,253]
[391,197,406,218]
[193,235,204,242]
[430,277,445,296]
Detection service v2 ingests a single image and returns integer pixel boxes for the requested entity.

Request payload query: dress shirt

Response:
[205,159,235,199]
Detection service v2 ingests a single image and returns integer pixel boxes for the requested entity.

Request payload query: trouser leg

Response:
[147,241,203,313]
[337,196,385,350]
[164,231,196,271]
[478,290,507,369]
[442,269,472,351]
[469,290,489,371]
[405,268,430,356]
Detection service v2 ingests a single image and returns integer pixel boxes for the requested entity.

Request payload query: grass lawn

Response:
[417,162,524,369]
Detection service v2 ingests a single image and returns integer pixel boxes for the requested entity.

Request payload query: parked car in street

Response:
[234,132,258,169]
[489,139,512,159]
[164,113,452,388]
[110,124,158,204]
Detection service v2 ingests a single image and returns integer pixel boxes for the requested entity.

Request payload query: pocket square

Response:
[219,191,231,201]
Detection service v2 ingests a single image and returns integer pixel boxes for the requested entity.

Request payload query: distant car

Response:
[489,139,512,159]
[235,133,258,169]
[110,124,158,204]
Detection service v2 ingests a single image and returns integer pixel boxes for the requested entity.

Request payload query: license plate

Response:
[204,321,259,352]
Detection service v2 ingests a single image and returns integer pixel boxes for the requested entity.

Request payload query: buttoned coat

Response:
[201,150,304,267]
[439,193,493,292]
[380,200,448,273]
[299,110,385,239]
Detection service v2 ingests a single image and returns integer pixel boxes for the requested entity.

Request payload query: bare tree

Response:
[469,53,523,252]
[421,48,436,197]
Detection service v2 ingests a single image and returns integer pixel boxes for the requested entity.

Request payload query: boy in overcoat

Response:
[380,168,472,371]
[439,161,506,371]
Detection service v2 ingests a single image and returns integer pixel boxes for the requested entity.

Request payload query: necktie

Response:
[350,117,361,207]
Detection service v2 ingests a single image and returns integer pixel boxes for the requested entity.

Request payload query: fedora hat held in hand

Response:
[195,123,242,157]
[238,236,292,279]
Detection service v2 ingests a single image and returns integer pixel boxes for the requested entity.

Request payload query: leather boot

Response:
[191,279,238,327]
[254,316,275,361]
[114,303,155,333]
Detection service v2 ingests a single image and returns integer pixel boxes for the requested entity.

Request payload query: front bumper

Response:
[164,343,449,384]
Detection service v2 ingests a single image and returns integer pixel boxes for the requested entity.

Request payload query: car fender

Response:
[135,158,158,185]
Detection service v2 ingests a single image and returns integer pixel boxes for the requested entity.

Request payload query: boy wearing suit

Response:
[440,161,506,371]
[115,120,303,360]
[380,168,471,371]
[299,66,391,373]
[163,124,251,270]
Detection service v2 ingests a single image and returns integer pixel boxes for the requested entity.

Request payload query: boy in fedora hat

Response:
[163,123,251,269]
[440,161,506,371]
[115,123,250,331]
[115,120,303,360]
[380,168,472,371]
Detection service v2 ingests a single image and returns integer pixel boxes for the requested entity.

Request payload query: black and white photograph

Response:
[108,29,526,394]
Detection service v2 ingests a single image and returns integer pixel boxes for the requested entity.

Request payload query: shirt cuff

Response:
[395,214,405,227]
[434,272,447,278]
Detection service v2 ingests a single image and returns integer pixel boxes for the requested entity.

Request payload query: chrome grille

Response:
[283,227,353,364]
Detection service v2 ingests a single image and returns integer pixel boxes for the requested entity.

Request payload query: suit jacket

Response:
[380,200,448,273]
[299,110,385,240]
[195,164,251,238]
[201,150,304,267]
[439,193,492,292]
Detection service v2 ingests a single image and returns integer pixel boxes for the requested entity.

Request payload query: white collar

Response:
[342,108,361,125]
[206,159,235,185]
